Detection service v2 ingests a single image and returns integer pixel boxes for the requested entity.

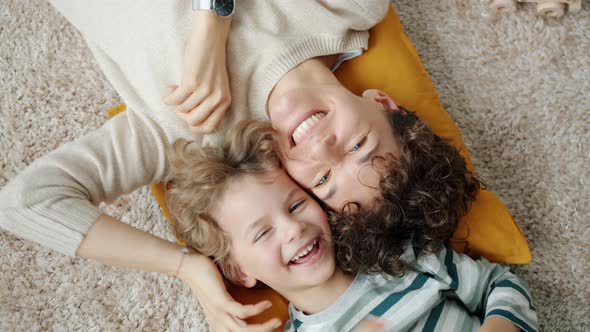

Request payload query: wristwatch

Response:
[192,0,235,17]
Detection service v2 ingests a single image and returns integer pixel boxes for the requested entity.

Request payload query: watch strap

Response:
[192,0,214,11]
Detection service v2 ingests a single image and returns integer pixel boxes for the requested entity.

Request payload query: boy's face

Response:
[268,86,402,212]
[212,169,336,295]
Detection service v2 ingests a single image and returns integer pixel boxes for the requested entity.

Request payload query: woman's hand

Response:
[179,253,281,332]
[163,12,232,134]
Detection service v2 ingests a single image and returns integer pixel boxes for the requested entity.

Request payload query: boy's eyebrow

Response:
[245,187,300,236]
[245,217,267,237]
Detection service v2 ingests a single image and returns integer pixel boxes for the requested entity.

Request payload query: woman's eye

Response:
[315,171,330,188]
[351,136,367,152]
[289,199,305,213]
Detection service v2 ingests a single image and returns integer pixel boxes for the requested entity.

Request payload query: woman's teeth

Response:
[290,241,318,263]
[292,113,325,145]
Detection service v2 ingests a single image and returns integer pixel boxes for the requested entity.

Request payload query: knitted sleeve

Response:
[0,111,170,256]
[346,0,391,30]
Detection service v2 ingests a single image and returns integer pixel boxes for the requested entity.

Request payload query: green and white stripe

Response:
[285,245,538,332]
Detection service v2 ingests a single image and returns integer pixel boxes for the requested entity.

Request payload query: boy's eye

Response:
[254,228,270,243]
[315,170,330,188]
[351,136,367,152]
[289,199,305,213]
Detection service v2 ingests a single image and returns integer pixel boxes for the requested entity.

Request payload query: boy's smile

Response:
[211,168,337,296]
[288,238,323,266]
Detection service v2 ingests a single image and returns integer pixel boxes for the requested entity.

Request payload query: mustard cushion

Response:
[107,5,531,329]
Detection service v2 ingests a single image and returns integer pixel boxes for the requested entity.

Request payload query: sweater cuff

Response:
[0,200,102,257]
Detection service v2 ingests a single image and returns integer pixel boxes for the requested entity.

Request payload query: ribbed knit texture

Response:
[0,0,390,256]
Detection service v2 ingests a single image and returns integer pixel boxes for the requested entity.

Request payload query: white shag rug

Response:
[0,0,588,331]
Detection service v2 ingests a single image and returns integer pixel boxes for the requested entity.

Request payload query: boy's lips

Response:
[288,238,324,267]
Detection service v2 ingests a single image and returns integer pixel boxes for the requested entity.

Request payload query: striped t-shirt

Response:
[285,245,537,332]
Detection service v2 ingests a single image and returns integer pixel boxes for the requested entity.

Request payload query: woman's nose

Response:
[310,134,339,163]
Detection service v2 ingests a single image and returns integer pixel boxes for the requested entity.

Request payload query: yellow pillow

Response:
[335,6,532,265]
[108,5,531,328]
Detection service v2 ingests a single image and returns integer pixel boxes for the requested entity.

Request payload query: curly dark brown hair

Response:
[329,108,481,276]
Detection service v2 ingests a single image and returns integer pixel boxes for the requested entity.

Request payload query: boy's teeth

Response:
[290,241,318,263]
[292,113,325,144]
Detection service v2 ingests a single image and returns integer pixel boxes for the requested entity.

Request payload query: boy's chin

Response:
[277,261,338,292]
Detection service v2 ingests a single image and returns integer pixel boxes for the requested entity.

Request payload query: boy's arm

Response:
[479,316,521,332]
[426,246,538,332]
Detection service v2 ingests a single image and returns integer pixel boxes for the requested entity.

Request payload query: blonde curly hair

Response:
[165,119,278,283]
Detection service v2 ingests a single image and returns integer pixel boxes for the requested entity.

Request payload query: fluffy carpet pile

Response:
[1,0,588,330]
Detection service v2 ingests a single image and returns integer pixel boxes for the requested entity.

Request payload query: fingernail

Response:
[265,302,273,309]
[273,320,282,328]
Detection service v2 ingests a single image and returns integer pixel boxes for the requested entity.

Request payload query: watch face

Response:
[214,0,235,17]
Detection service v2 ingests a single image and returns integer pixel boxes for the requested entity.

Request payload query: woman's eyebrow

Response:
[357,139,381,164]
[321,140,380,202]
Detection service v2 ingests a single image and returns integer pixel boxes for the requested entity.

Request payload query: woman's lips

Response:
[287,110,327,147]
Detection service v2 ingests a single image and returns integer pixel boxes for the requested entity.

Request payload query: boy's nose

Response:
[282,217,306,243]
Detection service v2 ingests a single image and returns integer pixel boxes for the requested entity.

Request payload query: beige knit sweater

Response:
[0,0,390,256]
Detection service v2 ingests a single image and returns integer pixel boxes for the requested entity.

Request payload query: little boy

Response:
[165,120,538,332]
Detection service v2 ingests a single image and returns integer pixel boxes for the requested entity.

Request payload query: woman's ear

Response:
[362,89,399,112]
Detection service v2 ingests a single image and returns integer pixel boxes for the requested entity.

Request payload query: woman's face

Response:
[268,86,401,211]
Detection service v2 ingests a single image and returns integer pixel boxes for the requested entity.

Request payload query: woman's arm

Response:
[76,214,184,275]
[163,10,232,134]
[0,111,167,256]
[79,214,280,332]
[0,112,277,330]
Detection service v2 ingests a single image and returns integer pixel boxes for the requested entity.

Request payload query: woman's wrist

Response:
[192,10,232,38]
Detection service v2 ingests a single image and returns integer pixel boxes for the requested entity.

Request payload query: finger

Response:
[231,315,247,328]
[187,89,231,124]
[242,318,283,332]
[227,300,273,320]
[191,104,229,134]
[221,313,247,332]
[166,84,178,94]
[175,101,214,130]
[163,85,193,106]
[176,90,208,114]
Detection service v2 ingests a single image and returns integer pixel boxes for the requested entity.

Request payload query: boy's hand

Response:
[478,316,521,332]
[163,12,232,135]
[179,254,281,332]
